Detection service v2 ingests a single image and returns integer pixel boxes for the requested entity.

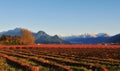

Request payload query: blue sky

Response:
[0,0,120,36]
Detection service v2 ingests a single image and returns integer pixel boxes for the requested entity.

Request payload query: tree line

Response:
[0,29,35,45]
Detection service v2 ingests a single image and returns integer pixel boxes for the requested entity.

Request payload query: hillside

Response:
[0,28,120,44]
[33,31,67,44]
[61,33,110,44]
[107,34,120,44]
[0,28,67,44]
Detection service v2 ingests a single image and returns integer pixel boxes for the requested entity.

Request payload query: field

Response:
[0,44,120,71]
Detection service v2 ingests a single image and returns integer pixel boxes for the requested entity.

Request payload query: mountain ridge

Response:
[61,33,120,44]
[0,28,67,44]
[0,28,119,44]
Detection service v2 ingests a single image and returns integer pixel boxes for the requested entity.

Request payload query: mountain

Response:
[107,34,120,43]
[60,33,110,44]
[33,31,49,40]
[95,33,109,37]
[33,31,67,44]
[0,28,119,44]
[0,28,22,36]
[0,28,67,44]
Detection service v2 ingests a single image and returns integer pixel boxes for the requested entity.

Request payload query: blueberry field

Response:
[0,44,120,71]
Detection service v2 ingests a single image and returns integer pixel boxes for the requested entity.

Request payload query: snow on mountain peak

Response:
[60,33,110,39]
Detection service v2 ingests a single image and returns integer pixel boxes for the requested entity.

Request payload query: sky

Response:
[0,0,120,36]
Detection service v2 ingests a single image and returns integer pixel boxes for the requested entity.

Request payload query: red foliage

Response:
[0,44,120,49]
